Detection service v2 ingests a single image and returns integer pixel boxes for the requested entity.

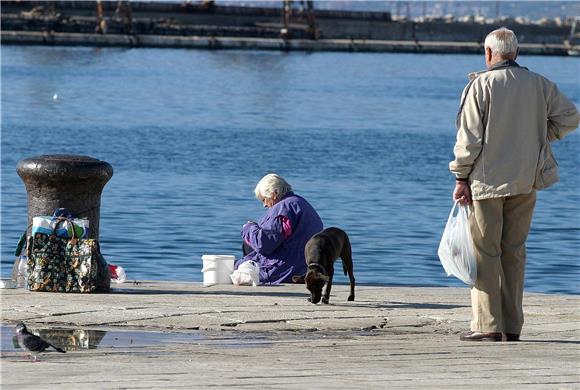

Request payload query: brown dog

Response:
[298,227,355,304]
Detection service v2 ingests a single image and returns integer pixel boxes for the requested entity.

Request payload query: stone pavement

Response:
[1,282,579,389]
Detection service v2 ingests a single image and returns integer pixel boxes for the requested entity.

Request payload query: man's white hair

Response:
[254,173,292,200]
[484,27,518,56]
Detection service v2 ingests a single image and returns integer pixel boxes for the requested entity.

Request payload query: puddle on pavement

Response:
[1,324,202,352]
[1,324,273,352]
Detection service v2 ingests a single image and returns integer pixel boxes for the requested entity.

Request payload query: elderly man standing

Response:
[450,27,579,342]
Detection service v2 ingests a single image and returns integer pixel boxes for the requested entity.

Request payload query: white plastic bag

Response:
[9,256,28,289]
[437,202,477,285]
[16,256,28,288]
[230,260,259,286]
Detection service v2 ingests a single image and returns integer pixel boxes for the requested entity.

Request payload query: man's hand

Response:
[453,181,472,205]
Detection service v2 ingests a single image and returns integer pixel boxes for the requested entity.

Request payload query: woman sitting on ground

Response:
[237,173,323,284]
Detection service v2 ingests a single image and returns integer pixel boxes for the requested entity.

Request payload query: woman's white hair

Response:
[254,173,292,200]
[484,27,518,56]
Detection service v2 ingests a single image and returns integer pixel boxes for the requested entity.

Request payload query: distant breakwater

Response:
[0,1,573,55]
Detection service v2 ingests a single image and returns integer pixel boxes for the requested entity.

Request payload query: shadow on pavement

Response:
[519,339,580,345]
[332,301,468,310]
[112,288,306,298]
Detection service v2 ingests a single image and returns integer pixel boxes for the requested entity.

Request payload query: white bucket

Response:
[201,255,235,286]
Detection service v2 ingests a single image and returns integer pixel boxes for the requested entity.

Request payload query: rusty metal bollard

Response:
[16,154,113,239]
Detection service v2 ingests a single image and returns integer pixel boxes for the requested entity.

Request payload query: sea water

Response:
[1,46,578,294]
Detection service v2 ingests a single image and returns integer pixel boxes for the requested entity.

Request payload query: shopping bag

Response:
[31,216,89,239]
[437,202,477,285]
[26,219,110,293]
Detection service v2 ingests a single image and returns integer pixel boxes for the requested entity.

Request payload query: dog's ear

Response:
[319,273,330,282]
[306,269,329,283]
[292,274,305,284]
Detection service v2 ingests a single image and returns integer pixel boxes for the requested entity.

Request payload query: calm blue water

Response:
[1,46,579,294]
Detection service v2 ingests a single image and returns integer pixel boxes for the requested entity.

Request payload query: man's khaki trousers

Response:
[468,191,536,334]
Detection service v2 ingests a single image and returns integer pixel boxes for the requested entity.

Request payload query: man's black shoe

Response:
[505,333,520,342]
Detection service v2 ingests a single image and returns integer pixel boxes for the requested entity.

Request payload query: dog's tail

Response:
[341,233,352,276]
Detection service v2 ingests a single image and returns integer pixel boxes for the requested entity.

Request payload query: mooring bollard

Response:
[16,154,113,239]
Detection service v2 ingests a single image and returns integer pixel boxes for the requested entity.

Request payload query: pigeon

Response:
[15,322,66,362]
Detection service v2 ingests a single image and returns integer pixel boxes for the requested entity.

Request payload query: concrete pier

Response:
[1,1,573,55]
[1,282,578,388]
[0,31,569,55]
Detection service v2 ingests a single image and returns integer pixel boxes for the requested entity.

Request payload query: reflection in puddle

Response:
[1,324,202,352]
[11,328,107,351]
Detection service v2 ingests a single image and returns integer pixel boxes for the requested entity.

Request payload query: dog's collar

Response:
[308,263,326,276]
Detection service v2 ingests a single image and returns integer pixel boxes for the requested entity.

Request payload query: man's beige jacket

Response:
[449,60,579,200]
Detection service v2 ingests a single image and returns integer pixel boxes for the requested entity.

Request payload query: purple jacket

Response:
[238,192,323,284]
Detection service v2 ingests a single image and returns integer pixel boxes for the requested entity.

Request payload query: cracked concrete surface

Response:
[1,281,579,389]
